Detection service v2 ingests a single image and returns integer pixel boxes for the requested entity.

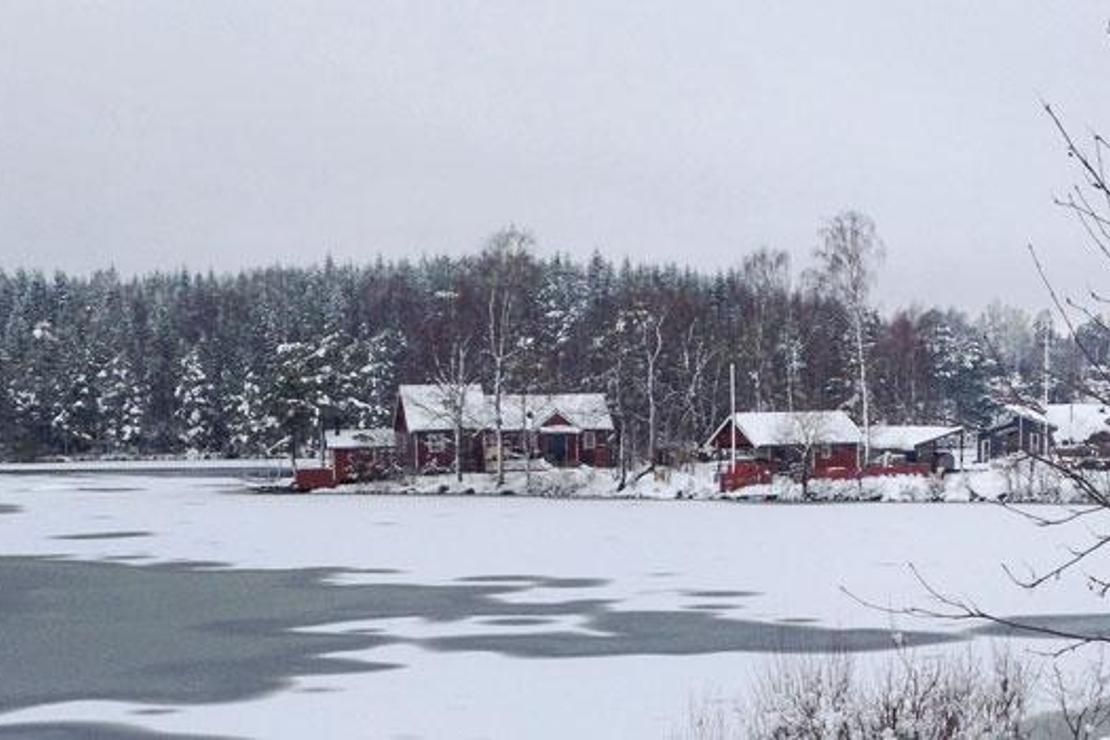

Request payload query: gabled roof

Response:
[1045,403,1110,444]
[326,428,395,449]
[396,386,614,433]
[707,410,862,448]
[869,425,963,451]
[499,393,615,431]
[396,384,489,432]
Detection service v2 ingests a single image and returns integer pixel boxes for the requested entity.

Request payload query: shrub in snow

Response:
[741,647,1031,739]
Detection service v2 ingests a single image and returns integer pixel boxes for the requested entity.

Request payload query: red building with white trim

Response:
[393,384,616,473]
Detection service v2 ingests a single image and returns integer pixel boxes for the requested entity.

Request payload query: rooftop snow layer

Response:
[398,386,614,433]
[711,410,862,448]
[396,384,489,432]
[987,404,1053,431]
[325,428,395,449]
[1045,403,1110,444]
[869,425,963,451]
[499,393,615,431]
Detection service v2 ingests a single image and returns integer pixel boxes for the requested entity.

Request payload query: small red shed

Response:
[326,428,397,482]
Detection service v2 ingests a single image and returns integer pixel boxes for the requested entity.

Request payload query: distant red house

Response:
[393,384,616,473]
[706,410,863,479]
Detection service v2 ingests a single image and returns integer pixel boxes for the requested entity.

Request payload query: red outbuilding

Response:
[326,427,397,482]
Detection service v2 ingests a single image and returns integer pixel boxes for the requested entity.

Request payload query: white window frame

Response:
[425,433,447,453]
[820,444,833,460]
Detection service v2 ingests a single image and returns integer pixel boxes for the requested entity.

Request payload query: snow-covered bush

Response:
[957,457,1102,504]
[743,647,1032,739]
[747,653,855,738]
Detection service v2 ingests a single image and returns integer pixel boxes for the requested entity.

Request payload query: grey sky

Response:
[1,1,1107,313]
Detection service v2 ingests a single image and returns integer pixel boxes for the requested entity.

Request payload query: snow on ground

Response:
[0,457,310,474]
[336,457,1097,506]
[0,472,1107,738]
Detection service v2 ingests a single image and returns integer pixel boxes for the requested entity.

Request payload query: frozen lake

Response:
[0,474,1106,738]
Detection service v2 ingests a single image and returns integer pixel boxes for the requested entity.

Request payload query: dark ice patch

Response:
[76,487,143,493]
[683,590,761,598]
[971,612,1110,640]
[456,575,608,589]
[0,555,956,721]
[0,722,233,739]
[0,504,20,515]
[420,610,957,658]
[0,557,611,715]
[53,531,152,541]
[686,603,741,611]
[480,617,554,626]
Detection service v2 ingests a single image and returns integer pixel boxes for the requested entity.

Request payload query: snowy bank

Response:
[331,458,1103,506]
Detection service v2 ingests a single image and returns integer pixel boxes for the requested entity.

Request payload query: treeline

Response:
[0,223,1097,461]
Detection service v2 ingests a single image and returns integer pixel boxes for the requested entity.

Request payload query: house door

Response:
[979,438,991,462]
[548,434,568,466]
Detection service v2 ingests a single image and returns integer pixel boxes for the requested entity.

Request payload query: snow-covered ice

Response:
[0,472,1106,738]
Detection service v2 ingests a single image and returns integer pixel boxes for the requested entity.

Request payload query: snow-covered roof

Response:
[1045,403,1110,444]
[987,403,1054,431]
[326,428,394,449]
[396,384,489,432]
[397,386,614,433]
[708,411,862,448]
[500,393,615,432]
[869,425,963,451]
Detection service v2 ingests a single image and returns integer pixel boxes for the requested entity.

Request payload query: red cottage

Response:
[494,393,616,469]
[393,384,617,474]
[393,384,489,474]
[706,410,863,480]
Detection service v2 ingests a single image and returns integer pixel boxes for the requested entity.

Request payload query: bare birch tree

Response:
[481,226,534,486]
[814,211,885,465]
[775,411,831,499]
[743,249,791,412]
[431,341,473,483]
[642,310,666,470]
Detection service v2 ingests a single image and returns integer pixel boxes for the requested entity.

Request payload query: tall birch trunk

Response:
[855,313,870,466]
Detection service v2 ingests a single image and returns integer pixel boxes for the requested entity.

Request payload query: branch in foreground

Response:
[842,563,1110,657]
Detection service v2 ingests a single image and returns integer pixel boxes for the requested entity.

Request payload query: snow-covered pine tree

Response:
[96,354,146,455]
[174,346,220,454]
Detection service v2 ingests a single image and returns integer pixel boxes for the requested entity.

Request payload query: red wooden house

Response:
[706,410,863,483]
[393,384,489,474]
[393,385,616,473]
[495,393,615,468]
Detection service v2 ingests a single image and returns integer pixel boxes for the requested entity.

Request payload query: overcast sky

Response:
[1,1,1108,313]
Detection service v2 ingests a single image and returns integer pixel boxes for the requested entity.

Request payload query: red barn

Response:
[706,410,862,479]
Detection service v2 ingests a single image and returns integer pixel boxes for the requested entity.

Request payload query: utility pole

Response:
[729,362,737,471]
[1042,319,1051,456]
